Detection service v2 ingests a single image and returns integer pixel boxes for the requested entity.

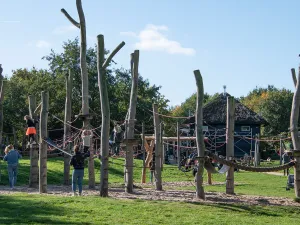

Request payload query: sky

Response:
[0,0,300,106]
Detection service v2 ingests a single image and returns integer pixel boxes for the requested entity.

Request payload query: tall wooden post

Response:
[125,50,139,193]
[97,34,125,197]
[290,66,300,198]
[28,96,38,188]
[39,91,49,193]
[194,70,205,199]
[279,137,283,165]
[142,123,145,168]
[226,96,235,195]
[153,104,162,190]
[0,76,4,152]
[160,122,164,170]
[61,0,95,189]
[63,70,73,185]
[177,122,180,168]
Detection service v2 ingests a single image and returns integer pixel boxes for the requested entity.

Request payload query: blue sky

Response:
[0,0,299,106]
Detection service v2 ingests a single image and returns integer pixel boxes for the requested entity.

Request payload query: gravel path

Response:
[1,182,299,207]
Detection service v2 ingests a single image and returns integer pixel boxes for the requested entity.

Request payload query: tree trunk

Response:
[153,104,162,190]
[39,91,49,193]
[226,96,235,195]
[177,122,181,168]
[28,95,39,188]
[63,70,73,185]
[98,35,110,197]
[125,50,139,193]
[194,70,205,200]
[61,0,94,188]
[0,77,4,155]
[290,66,300,198]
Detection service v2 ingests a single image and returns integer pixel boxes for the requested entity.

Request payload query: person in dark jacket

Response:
[70,145,90,196]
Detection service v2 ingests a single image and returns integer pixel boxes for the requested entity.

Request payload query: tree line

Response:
[1,38,294,146]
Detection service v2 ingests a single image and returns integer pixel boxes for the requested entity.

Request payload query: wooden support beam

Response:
[153,104,162,190]
[28,95,38,188]
[39,91,49,193]
[194,69,205,200]
[226,96,235,195]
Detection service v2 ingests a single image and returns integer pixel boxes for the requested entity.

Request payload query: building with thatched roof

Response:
[185,93,268,157]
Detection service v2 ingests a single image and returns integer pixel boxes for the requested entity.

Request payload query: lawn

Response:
[1,157,299,224]
[0,157,295,198]
[1,194,300,225]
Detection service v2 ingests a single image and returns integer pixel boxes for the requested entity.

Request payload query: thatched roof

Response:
[188,93,267,125]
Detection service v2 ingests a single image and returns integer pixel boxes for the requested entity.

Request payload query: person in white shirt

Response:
[81,129,93,153]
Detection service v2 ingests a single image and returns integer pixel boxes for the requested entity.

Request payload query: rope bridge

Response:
[206,152,295,172]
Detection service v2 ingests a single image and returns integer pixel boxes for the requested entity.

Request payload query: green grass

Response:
[1,158,299,224]
[0,157,295,198]
[1,194,300,225]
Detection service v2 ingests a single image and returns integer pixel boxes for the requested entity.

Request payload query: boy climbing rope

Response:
[24,115,37,144]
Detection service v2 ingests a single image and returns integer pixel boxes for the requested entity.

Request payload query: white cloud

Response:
[120,24,195,56]
[53,25,77,34]
[36,40,51,48]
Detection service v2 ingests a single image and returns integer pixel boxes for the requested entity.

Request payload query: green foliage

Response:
[240,85,294,136]
[2,38,169,145]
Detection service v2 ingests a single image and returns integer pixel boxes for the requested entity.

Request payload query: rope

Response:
[50,114,82,131]
[207,152,295,172]
[43,138,73,157]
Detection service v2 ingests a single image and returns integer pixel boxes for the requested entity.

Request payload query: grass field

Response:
[0,157,299,224]
[0,157,295,198]
[1,194,300,225]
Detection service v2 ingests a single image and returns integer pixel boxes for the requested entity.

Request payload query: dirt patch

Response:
[0,182,298,207]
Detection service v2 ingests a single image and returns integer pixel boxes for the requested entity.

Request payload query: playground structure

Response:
[1,0,300,201]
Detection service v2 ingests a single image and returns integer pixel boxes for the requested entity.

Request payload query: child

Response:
[113,123,124,156]
[149,152,155,183]
[81,129,93,153]
[70,145,90,196]
[24,115,36,144]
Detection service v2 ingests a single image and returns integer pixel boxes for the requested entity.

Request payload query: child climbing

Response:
[149,152,155,183]
[81,129,93,152]
[24,115,36,144]
[112,123,124,156]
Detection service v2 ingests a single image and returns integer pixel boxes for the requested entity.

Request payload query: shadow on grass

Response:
[0,195,82,224]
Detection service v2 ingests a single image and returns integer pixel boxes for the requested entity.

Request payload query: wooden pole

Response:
[63,69,73,185]
[290,66,300,198]
[97,34,110,197]
[177,122,180,168]
[62,0,95,189]
[39,91,49,193]
[153,104,162,190]
[226,96,235,195]
[142,123,145,169]
[292,68,297,87]
[28,95,38,188]
[125,50,139,193]
[0,77,4,153]
[194,69,205,199]
[161,122,164,171]
[279,138,282,165]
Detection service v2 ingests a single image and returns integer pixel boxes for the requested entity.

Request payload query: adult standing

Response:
[3,145,22,190]
[70,145,90,196]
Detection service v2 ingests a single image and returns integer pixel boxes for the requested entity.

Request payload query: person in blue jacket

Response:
[3,144,22,190]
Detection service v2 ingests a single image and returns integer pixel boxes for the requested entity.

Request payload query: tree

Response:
[240,86,293,136]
